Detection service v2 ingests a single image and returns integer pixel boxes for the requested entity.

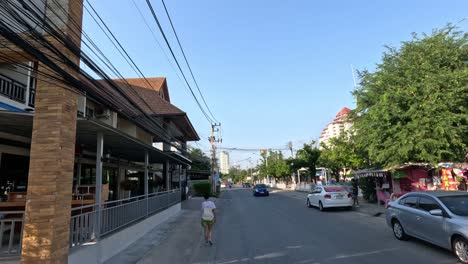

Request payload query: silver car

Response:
[386,191,468,263]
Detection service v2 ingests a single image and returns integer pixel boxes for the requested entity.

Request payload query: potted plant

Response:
[120,179,137,199]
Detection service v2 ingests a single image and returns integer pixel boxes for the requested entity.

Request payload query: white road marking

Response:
[329,247,400,260]
[287,245,303,249]
[253,252,286,259]
[295,259,319,264]
[216,260,239,264]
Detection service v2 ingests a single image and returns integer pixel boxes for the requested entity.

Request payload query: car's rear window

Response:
[439,195,468,216]
[324,186,345,192]
[255,184,267,188]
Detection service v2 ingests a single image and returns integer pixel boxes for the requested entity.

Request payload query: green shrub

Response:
[358,177,376,202]
[192,181,211,197]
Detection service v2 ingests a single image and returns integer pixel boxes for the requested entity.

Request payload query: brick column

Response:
[21,1,83,263]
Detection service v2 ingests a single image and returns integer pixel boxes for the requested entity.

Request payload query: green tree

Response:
[187,147,211,171]
[318,132,368,179]
[295,142,321,183]
[353,27,468,167]
[273,152,290,181]
[257,150,291,181]
[227,167,249,183]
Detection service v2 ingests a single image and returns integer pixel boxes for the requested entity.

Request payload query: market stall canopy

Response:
[354,168,390,178]
[393,163,432,171]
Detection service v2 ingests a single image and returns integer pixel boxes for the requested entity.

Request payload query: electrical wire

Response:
[0,0,188,152]
[160,0,218,123]
[144,0,214,124]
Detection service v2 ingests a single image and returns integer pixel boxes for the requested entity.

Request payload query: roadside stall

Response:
[437,163,468,191]
[355,169,392,204]
[390,163,433,199]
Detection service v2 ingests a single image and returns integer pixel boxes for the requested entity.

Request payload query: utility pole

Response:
[288,141,293,157]
[209,123,222,193]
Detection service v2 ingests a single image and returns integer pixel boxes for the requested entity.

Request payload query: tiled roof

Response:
[115,77,170,102]
[336,107,351,118]
[80,76,199,141]
[96,78,184,116]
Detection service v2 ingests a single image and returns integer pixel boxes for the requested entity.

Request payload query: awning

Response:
[0,111,189,165]
[354,168,390,178]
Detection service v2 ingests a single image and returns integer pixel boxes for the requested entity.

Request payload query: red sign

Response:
[441,168,456,191]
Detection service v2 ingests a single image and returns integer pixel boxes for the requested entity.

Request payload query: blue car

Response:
[253,184,269,196]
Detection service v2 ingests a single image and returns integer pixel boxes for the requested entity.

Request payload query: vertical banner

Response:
[441,168,455,190]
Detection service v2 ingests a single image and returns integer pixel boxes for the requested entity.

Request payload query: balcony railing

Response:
[0,73,27,104]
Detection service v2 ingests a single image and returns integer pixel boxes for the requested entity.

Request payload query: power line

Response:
[0,0,187,152]
[129,0,186,94]
[160,0,218,123]
[144,0,214,124]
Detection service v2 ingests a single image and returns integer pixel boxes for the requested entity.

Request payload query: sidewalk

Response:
[104,197,214,264]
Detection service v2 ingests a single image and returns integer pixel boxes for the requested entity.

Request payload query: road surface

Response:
[138,189,458,264]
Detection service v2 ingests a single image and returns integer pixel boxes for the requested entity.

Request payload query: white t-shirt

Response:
[201,200,216,220]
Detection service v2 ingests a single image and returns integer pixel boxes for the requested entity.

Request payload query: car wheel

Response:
[319,201,325,211]
[392,220,409,241]
[453,237,468,264]
[306,199,312,208]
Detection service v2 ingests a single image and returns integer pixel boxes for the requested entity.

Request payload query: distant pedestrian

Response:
[352,178,360,207]
[201,194,216,246]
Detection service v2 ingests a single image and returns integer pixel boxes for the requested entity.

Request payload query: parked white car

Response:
[306,185,353,211]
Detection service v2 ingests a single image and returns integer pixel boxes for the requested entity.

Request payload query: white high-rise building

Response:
[319,107,353,148]
[219,151,230,174]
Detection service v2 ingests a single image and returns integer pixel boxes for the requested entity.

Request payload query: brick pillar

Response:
[21,1,83,263]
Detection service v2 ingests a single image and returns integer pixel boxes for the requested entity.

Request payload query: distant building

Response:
[319,107,352,148]
[220,151,230,174]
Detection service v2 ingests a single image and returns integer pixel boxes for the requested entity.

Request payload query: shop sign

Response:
[441,168,457,190]
[392,171,405,179]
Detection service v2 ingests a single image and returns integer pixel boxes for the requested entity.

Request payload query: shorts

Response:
[201,219,214,228]
[352,193,358,199]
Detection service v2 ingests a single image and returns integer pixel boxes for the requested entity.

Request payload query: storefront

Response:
[0,112,188,212]
[437,163,468,191]
[354,169,392,204]
[390,164,433,197]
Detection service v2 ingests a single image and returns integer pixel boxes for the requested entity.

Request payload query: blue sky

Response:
[83,0,467,167]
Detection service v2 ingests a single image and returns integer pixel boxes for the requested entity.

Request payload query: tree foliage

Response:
[318,132,368,177]
[295,142,321,182]
[188,148,211,171]
[226,167,249,183]
[257,151,291,180]
[352,27,468,167]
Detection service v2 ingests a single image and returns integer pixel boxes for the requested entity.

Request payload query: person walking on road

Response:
[352,178,360,207]
[201,194,216,246]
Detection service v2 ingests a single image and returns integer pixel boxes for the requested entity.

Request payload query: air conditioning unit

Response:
[95,109,111,119]
[77,95,86,116]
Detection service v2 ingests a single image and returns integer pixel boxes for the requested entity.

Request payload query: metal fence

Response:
[70,189,181,248]
[0,211,24,257]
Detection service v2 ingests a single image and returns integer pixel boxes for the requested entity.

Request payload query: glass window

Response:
[439,196,468,216]
[400,196,418,208]
[418,197,440,212]
[324,186,346,192]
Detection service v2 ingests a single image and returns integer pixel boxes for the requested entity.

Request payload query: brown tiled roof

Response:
[81,76,199,141]
[115,77,171,102]
[109,78,184,116]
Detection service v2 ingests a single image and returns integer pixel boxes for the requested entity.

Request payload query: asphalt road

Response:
[187,188,457,264]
